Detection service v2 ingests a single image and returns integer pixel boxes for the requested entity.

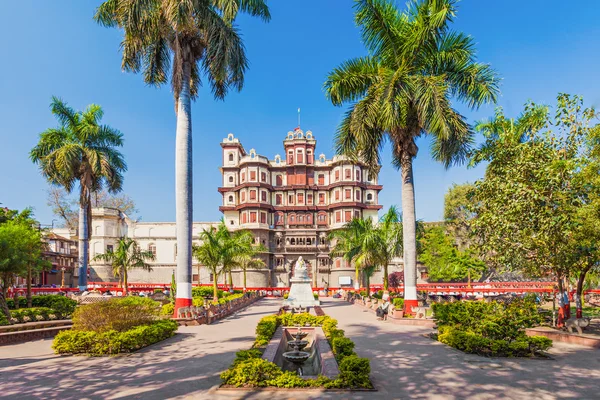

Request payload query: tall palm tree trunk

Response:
[174,62,193,314]
[355,266,360,290]
[243,269,247,290]
[123,268,128,296]
[228,270,233,289]
[382,264,389,291]
[212,268,219,300]
[26,265,32,308]
[78,201,89,291]
[401,153,418,313]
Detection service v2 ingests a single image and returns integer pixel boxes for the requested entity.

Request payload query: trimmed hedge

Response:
[433,299,552,357]
[392,298,404,310]
[7,295,77,317]
[53,319,178,356]
[222,312,372,389]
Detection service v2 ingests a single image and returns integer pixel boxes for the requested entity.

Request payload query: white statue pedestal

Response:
[283,257,320,308]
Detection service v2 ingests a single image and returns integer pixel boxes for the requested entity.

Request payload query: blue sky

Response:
[1,1,599,225]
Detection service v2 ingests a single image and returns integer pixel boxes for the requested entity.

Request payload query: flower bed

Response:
[220,312,372,389]
[52,297,178,356]
[432,298,552,357]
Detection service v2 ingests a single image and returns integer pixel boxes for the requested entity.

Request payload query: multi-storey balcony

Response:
[285,244,318,252]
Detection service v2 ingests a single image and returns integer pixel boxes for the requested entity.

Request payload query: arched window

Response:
[367,193,373,201]
[276,175,283,186]
[148,243,156,256]
[228,153,234,162]
[228,195,234,203]
[228,176,234,183]
[296,149,304,164]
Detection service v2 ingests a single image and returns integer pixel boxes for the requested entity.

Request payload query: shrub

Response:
[267,371,309,388]
[339,355,372,388]
[393,298,404,310]
[232,349,263,366]
[154,289,163,294]
[36,295,77,317]
[72,297,160,333]
[6,297,27,309]
[283,293,289,299]
[192,298,204,307]
[220,358,282,387]
[192,286,222,299]
[161,303,174,316]
[11,307,55,323]
[332,337,355,360]
[53,319,178,355]
[313,293,319,300]
[0,312,9,326]
[322,319,338,337]
[328,328,345,340]
[255,316,279,346]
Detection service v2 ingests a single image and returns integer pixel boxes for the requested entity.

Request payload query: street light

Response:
[60,267,66,288]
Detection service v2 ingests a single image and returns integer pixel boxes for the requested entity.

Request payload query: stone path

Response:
[1,298,600,400]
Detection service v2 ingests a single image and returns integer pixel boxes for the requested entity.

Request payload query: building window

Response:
[260,213,266,224]
[241,192,246,202]
[335,170,340,181]
[318,174,324,185]
[250,171,256,181]
[228,195,234,203]
[276,194,282,205]
[319,193,325,204]
[261,172,266,182]
[345,210,351,222]
[367,193,373,201]
[345,169,351,179]
[276,175,283,186]
[288,194,294,204]
[261,191,267,202]
[228,176,234,183]
[228,153,234,162]
[250,212,257,223]
[297,193,304,204]
[209,273,214,282]
[296,149,304,164]
[354,210,360,219]
[250,190,256,201]
[355,190,361,201]
[356,170,361,181]
[242,213,247,224]
[241,172,246,182]
[307,194,313,204]
[335,259,340,268]
[345,189,351,199]
[335,191,340,201]
[307,149,313,164]
[335,211,341,223]
[230,220,234,225]
[288,150,294,164]
[107,244,113,252]
[148,243,156,256]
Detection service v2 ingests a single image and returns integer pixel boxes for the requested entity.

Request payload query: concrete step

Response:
[0,325,72,346]
[0,320,72,333]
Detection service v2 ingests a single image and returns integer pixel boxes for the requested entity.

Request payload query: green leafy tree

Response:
[30,97,126,290]
[236,254,267,290]
[470,94,600,317]
[324,0,498,308]
[95,0,270,309]
[0,217,47,318]
[93,237,155,295]
[377,206,404,290]
[444,183,476,251]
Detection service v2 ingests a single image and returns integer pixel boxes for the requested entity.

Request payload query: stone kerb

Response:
[175,292,262,326]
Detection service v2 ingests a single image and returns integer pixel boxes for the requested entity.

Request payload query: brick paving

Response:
[1,298,600,400]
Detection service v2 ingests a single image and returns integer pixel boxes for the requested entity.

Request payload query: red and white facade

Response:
[218,129,384,288]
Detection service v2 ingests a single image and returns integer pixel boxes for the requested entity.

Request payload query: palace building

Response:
[217,129,384,288]
[61,128,418,288]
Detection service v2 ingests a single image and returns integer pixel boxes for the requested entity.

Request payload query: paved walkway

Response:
[1,298,600,400]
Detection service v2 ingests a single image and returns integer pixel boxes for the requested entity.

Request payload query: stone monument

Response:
[283,256,320,308]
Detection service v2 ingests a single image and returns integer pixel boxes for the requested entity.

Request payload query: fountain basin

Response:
[262,326,340,379]
[282,350,310,364]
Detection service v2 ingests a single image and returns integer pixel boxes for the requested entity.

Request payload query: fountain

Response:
[282,328,310,375]
[283,256,320,308]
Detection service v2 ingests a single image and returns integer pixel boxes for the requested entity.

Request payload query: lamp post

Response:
[60,267,66,288]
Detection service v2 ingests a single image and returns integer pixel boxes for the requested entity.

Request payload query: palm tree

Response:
[95,0,270,312]
[324,0,499,311]
[194,225,225,300]
[330,217,384,291]
[30,97,126,290]
[376,206,403,291]
[236,254,266,290]
[220,226,254,289]
[93,237,155,295]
